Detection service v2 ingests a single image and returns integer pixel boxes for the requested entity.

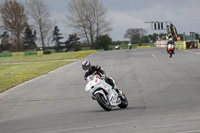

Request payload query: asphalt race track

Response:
[0,48,200,133]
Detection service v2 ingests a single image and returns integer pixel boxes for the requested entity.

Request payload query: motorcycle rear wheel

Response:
[95,93,112,111]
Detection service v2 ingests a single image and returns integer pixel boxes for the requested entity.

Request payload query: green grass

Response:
[0,50,96,63]
[0,50,97,93]
[0,61,72,93]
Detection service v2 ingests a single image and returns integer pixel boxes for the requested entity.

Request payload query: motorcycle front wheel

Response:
[118,94,128,108]
[169,50,172,58]
[95,93,112,111]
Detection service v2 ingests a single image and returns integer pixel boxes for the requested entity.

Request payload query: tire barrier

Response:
[24,52,37,56]
[0,53,12,57]
[0,51,44,58]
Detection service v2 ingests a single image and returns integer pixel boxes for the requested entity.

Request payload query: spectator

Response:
[157,36,161,40]
[177,37,181,41]
[128,42,132,50]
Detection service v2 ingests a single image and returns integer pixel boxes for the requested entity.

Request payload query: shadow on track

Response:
[84,106,146,113]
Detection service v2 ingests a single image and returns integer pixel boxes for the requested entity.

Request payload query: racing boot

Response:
[113,85,122,97]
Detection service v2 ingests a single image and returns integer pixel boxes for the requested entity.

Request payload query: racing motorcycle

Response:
[167,43,175,58]
[85,74,128,111]
[115,44,120,50]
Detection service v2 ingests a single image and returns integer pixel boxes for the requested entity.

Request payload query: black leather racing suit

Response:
[84,65,115,88]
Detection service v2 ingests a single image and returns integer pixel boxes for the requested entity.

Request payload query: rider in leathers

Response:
[82,60,121,95]
[166,38,175,54]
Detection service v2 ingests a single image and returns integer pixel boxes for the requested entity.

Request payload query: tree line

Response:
[2,0,197,53]
[0,0,112,52]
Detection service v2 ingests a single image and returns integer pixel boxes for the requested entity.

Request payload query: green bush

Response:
[95,35,112,50]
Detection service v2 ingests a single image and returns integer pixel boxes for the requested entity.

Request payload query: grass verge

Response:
[0,50,97,93]
[0,50,96,63]
[0,61,72,93]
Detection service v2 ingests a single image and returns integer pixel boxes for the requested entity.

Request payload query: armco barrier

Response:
[156,40,186,49]
[175,41,186,49]
[156,40,167,48]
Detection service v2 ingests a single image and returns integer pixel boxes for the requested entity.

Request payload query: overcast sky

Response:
[0,0,200,41]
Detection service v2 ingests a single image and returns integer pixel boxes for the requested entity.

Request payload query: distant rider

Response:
[128,42,132,50]
[166,38,175,54]
[81,60,121,96]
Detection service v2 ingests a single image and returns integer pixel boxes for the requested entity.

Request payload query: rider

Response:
[166,38,175,54]
[81,60,121,96]
[128,42,132,50]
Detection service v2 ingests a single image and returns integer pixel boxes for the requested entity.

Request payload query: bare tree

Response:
[66,0,112,49]
[0,0,28,51]
[92,0,112,38]
[26,0,53,53]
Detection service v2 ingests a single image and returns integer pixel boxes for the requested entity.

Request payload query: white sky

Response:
[0,0,200,41]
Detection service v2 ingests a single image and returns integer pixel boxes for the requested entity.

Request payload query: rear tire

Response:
[95,93,112,111]
[118,94,128,108]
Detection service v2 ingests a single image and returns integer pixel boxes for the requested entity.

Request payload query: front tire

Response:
[169,50,172,58]
[95,93,112,111]
[118,94,128,108]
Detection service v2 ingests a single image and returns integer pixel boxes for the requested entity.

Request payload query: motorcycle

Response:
[115,44,120,50]
[167,43,175,58]
[128,42,132,50]
[85,74,128,111]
